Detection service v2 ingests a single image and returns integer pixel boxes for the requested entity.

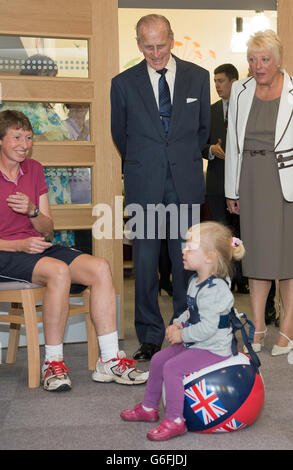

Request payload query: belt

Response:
[244,150,267,156]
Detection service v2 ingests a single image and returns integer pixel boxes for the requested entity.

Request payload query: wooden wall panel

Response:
[90,1,123,331]
[51,207,95,230]
[278,0,293,75]
[1,77,94,102]
[0,0,92,37]
[32,144,96,165]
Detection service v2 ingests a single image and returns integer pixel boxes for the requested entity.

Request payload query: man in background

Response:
[204,63,238,226]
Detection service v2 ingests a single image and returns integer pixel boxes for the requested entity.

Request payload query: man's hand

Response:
[211,138,225,160]
[226,198,240,215]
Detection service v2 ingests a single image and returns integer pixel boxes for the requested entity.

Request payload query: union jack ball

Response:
[182,352,265,433]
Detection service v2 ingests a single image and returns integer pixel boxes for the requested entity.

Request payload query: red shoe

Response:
[120,402,159,422]
[147,418,187,441]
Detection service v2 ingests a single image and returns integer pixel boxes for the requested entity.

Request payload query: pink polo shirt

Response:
[0,158,48,240]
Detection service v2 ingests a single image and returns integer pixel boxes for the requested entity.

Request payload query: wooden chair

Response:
[0,281,99,388]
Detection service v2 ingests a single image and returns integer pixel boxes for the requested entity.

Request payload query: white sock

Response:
[45,344,63,362]
[174,417,183,423]
[98,331,119,362]
[142,405,154,412]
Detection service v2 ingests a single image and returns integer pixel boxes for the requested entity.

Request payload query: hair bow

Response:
[231,237,243,247]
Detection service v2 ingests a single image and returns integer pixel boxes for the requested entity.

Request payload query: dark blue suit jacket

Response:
[202,99,227,196]
[111,55,210,208]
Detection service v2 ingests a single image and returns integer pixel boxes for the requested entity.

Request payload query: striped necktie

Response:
[156,68,172,134]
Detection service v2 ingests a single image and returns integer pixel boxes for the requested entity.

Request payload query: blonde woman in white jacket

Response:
[225,30,293,356]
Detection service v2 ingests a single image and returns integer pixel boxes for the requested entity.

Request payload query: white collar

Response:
[147,55,176,76]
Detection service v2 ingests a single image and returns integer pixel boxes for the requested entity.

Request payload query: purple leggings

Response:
[143,344,230,421]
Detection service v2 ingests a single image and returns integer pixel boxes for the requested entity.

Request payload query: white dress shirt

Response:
[147,55,176,107]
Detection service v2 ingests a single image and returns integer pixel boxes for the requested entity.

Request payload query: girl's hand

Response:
[165,324,183,344]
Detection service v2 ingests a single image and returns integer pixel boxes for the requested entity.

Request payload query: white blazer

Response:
[225,70,293,202]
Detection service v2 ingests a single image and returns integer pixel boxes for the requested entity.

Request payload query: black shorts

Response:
[0,245,86,293]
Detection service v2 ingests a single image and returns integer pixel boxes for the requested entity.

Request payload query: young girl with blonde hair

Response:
[121,221,246,441]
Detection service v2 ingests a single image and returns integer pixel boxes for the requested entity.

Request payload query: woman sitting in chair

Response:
[0,110,148,391]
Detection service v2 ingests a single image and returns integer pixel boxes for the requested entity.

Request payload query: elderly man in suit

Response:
[111,14,210,360]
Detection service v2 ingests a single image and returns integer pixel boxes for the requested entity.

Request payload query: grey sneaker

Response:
[92,351,149,385]
[41,355,72,392]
